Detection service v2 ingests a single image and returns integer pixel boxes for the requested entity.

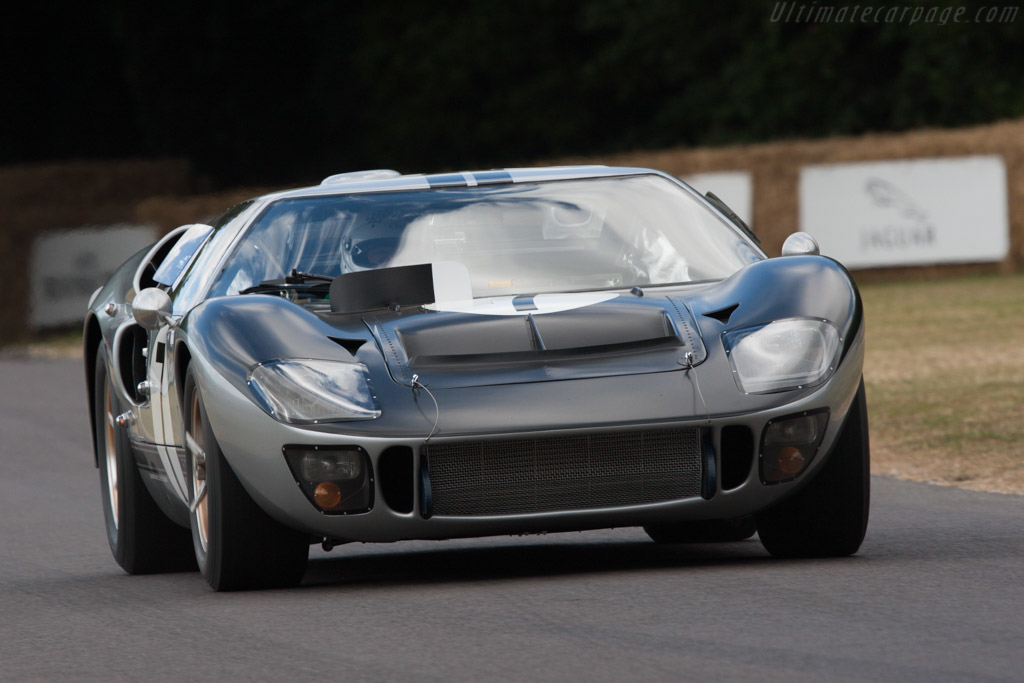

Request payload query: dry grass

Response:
[0,329,83,360]
[861,273,1024,494]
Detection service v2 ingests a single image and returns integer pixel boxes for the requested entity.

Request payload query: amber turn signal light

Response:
[776,446,806,475]
[314,482,343,509]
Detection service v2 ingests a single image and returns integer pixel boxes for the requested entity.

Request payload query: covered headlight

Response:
[283,445,373,513]
[724,318,841,394]
[247,360,381,424]
[760,410,829,483]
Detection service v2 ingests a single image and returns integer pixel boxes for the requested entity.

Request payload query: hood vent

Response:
[703,303,739,324]
[366,296,707,388]
[329,337,367,355]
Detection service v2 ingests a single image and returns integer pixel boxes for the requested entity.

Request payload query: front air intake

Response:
[423,428,703,517]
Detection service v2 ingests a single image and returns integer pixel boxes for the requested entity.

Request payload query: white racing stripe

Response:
[426,291,619,316]
[156,444,187,503]
[160,388,188,502]
[150,327,188,503]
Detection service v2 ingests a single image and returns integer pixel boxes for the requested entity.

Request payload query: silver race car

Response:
[84,166,869,590]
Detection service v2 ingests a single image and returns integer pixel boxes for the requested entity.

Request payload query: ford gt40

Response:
[84,166,869,590]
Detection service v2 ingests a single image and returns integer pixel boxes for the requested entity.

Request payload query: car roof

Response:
[259,165,670,202]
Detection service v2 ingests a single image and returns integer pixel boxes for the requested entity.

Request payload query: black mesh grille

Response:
[424,429,703,516]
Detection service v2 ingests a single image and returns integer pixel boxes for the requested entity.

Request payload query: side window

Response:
[171,200,259,315]
[153,223,213,288]
[133,225,190,293]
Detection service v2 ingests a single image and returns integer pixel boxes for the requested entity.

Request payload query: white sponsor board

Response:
[679,171,753,227]
[30,225,156,329]
[800,155,1009,269]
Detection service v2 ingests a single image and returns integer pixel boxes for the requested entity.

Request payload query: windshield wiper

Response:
[284,269,335,284]
[239,270,336,295]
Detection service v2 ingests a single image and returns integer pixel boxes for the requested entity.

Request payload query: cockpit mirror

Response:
[781,232,820,257]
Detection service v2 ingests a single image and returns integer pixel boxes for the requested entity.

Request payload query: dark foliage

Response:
[4,0,1023,187]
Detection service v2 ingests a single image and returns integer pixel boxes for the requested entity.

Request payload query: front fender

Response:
[687,255,862,350]
[180,295,357,399]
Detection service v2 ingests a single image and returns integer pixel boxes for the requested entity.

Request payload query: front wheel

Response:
[94,347,195,574]
[756,379,870,558]
[183,365,309,591]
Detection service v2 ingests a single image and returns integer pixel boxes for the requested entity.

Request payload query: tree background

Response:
[4,0,1023,188]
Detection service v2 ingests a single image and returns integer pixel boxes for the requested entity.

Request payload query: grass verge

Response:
[861,273,1024,494]
[0,329,83,360]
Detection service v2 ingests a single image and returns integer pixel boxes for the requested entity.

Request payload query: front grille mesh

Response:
[424,429,702,516]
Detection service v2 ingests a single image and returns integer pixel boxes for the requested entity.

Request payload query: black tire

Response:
[183,365,309,591]
[644,517,756,544]
[94,347,195,574]
[756,379,871,558]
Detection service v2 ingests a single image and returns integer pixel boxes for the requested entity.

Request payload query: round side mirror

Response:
[781,232,820,257]
[132,287,172,330]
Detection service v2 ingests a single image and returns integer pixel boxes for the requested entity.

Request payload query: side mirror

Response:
[781,232,820,257]
[132,287,173,330]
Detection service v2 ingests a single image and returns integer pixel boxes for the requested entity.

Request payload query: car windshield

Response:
[208,174,762,299]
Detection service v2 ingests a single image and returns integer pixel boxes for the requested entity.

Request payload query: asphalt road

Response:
[2,357,1022,682]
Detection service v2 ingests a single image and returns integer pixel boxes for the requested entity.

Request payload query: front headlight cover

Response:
[724,318,841,394]
[248,360,381,424]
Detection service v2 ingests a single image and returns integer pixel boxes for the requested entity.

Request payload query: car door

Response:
[140,325,188,502]
[142,223,214,502]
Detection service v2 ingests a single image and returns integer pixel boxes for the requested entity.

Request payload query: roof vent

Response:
[320,169,401,185]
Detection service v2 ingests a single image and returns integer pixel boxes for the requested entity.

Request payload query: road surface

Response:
[1,357,1022,681]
